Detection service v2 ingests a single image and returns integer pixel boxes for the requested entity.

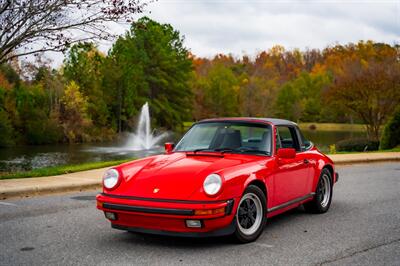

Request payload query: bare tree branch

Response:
[0,0,151,63]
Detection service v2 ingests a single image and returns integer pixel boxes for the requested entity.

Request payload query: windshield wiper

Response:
[214,147,269,155]
[214,148,236,154]
[239,149,270,155]
[191,148,213,153]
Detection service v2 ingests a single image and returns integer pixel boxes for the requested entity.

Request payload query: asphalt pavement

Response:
[0,162,399,266]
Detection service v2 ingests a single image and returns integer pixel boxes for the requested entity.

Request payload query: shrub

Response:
[329,144,336,154]
[0,108,15,147]
[309,124,317,130]
[26,118,63,145]
[336,138,380,152]
[380,107,400,150]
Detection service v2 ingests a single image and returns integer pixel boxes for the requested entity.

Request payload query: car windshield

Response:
[174,122,272,155]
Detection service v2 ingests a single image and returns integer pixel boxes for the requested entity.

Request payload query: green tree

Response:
[201,63,240,117]
[274,72,331,121]
[13,83,62,144]
[0,108,14,147]
[326,42,400,139]
[380,106,400,149]
[109,17,193,130]
[0,85,14,147]
[64,43,110,128]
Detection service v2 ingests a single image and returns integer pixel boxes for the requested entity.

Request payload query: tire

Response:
[233,185,267,243]
[304,168,333,214]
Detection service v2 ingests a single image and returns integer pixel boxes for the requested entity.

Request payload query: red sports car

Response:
[97,118,338,243]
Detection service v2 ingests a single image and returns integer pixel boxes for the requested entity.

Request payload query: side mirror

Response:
[165,143,175,154]
[277,148,296,159]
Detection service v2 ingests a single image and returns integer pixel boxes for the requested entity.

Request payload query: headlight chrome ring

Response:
[103,168,120,190]
[203,174,222,196]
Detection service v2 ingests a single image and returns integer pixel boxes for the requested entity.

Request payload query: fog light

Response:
[186,220,202,228]
[104,211,117,221]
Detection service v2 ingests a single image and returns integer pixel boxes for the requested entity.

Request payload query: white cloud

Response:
[145,0,399,56]
[39,0,400,66]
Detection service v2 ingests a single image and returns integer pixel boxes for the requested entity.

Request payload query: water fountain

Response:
[7,102,170,172]
[125,102,169,151]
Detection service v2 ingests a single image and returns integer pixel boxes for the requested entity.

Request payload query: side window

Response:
[297,128,312,151]
[276,126,301,151]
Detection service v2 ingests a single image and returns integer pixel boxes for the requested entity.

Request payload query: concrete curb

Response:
[328,153,400,165]
[0,182,102,199]
[1,153,399,200]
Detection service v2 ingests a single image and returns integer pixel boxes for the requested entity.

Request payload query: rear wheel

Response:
[234,185,267,243]
[304,168,332,213]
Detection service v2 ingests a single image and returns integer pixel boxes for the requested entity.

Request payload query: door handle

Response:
[303,159,309,164]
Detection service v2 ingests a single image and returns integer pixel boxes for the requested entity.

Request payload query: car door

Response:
[295,126,316,194]
[272,125,311,207]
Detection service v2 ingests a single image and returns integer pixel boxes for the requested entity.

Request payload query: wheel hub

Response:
[236,193,263,235]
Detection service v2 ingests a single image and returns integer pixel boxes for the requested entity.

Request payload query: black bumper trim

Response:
[111,220,236,238]
[103,203,194,216]
[225,199,234,215]
[101,193,226,204]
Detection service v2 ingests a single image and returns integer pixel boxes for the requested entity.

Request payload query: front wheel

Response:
[304,168,333,213]
[234,185,267,243]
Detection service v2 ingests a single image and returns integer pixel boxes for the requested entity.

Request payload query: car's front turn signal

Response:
[194,207,225,216]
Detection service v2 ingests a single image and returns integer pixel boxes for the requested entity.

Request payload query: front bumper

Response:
[97,193,237,236]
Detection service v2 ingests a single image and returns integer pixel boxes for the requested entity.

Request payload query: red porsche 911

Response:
[97,118,338,243]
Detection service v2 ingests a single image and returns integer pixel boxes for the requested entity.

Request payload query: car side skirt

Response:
[267,193,315,213]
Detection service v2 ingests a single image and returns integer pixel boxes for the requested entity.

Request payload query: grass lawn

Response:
[0,158,135,180]
[328,147,400,155]
[298,122,366,132]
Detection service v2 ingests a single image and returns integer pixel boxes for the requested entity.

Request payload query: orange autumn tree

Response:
[325,41,400,140]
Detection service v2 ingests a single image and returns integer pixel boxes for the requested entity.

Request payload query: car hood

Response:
[112,152,260,200]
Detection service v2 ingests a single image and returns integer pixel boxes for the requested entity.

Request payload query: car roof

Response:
[198,117,298,126]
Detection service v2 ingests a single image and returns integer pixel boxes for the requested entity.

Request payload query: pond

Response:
[0,129,366,173]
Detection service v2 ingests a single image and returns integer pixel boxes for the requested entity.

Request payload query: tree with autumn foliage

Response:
[325,42,400,140]
[60,81,92,142]
[63,43,110,130]
[1,34,399,147]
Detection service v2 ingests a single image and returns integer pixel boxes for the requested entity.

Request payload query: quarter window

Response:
[276,126,301,151]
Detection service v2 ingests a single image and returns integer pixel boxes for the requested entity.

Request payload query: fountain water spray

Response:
[126,102,169,150]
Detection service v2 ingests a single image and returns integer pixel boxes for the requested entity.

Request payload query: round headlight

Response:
[203,174,222,196]
[103,169,120,190]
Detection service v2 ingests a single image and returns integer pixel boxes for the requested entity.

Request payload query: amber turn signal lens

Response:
[97,201,103,208]
[194,207,225,215]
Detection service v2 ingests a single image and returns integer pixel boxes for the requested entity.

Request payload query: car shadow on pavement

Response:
[113,206,310,248]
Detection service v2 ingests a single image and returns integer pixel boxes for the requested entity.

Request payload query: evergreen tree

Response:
[109,17,193,130]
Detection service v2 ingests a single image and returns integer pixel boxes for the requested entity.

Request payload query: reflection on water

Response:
[303,129,366,152]
[0,129,366,173]
[0,142,165,173]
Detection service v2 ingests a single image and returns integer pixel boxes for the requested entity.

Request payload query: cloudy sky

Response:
[48,0,400,65]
